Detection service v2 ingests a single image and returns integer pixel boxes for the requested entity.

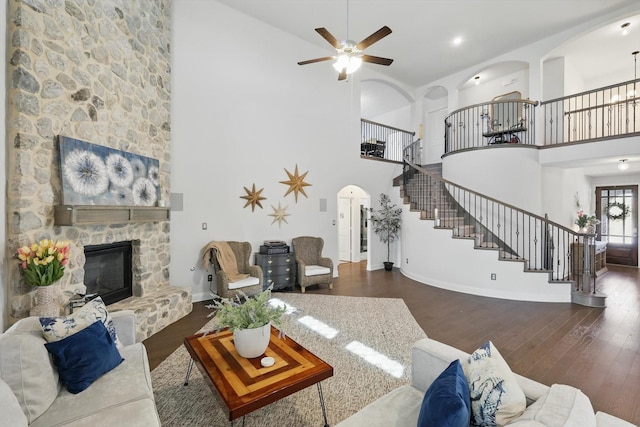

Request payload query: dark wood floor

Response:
[144,262,640,425]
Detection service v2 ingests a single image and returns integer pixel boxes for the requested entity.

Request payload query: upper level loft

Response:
[444,79,640,154]
[360,77,640,164]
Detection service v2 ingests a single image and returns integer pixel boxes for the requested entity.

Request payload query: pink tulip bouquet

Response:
[17,239,71,287]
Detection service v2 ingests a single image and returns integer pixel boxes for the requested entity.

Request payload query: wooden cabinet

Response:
[571,243,607,278]
[255,252,296,291]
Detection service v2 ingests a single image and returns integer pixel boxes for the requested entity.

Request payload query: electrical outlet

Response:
[207,274,213,282]
[491,273,497,280]
[406,258,409,263]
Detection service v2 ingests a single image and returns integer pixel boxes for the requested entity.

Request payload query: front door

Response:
[596,185,638,266]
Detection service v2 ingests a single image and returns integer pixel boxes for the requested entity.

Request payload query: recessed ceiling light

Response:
[621,22,630,36]
[452,36,463,46]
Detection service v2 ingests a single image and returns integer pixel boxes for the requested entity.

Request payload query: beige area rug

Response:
[151,294,427,426]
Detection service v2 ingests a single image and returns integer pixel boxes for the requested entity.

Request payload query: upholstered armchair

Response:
[292,236,334,293]
[210,241,263,299]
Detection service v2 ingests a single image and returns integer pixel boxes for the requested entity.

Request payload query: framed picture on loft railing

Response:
[58,135,160,206]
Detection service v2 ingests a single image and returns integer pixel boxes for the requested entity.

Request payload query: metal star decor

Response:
[280,164,311,202]
[240,183,266,212]
[269,202,290,227]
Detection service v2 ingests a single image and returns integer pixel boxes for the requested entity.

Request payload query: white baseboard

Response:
[191,292,213,303]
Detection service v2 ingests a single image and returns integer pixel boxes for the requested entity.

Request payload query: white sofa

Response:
[0,310,160,427]
[336,338,636,427]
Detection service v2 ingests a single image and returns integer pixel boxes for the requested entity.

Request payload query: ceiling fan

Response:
[298,26,394,80]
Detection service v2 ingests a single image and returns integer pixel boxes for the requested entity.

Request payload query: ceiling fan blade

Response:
[338,69,347,81]
[356,26,392,50]
[298,56,335,66]
[315,27,342,49]
[362,55,394,66]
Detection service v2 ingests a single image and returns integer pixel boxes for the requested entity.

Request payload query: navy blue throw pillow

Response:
[45,320,124,394]
[417,359,471,427]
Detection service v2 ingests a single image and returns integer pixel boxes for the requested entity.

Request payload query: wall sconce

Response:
[618,159,630,170]
[474,76,480,85]
[621,22,630,36]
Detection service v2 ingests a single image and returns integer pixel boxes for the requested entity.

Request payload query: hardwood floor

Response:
[144,262,640,425]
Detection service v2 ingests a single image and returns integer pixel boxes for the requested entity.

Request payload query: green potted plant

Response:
[207,285,286,358]
[369,193,402,271]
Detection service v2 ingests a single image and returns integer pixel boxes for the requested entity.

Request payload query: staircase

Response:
[398,157,606,308]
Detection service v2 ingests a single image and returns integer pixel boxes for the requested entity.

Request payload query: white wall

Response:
[563,56,586,96]
[543,57,565,100]
[458,69,530,107]
[1,0,6,331]
[401,206,571,302]
[443,146,543,214]
[369,104,412,131]
[541,167,592,229]
[171,1,401,302]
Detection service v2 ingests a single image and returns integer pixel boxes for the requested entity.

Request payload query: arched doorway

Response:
[337,185,370,264]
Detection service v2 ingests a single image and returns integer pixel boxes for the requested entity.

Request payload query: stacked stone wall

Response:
[5,0,186,329]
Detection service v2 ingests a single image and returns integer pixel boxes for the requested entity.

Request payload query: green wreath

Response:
[605,202,629,221]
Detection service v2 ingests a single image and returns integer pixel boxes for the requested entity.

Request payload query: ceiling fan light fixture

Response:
[333,54,362,74]
[618,159,630,170]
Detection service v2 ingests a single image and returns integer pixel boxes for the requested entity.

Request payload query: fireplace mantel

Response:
[54,205,170,226]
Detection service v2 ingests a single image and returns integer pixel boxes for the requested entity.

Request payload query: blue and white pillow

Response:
[463,341,526,426]
[39,297,122,349]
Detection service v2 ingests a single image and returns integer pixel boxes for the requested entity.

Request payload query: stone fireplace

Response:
[6,0,191,339]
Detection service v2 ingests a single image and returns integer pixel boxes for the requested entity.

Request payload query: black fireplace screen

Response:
[84,241,133,305]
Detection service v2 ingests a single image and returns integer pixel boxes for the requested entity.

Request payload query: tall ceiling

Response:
[215,0,640,89]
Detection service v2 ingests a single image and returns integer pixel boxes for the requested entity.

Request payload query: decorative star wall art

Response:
[280,164,311,202]
[240,183,266,212]
[269,202,290,228]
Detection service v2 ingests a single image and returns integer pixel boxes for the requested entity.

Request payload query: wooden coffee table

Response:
[183,327,333,426]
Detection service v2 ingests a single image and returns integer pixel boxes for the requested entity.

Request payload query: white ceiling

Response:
[215,0,640,89]
[214,0,640,176]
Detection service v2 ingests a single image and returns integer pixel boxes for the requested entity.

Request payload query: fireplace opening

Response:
[84,241,133,305]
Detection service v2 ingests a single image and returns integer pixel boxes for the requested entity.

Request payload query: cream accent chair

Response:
[211,241,263,299]
[292,236,334,293]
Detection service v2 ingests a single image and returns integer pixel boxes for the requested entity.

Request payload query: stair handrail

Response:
[539,77,640,145]
[402,141,598,294]
[361,119,416,163]
[444,98,539,153]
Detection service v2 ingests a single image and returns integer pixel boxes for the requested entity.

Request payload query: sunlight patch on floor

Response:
[297,315,339,339]
[345,341,405,378]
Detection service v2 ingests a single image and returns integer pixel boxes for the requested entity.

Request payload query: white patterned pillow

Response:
[463,341,526,426]
[39,297,122,349]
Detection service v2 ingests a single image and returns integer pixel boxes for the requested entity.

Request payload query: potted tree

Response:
[207,286,286,358]
[369,193,402,271]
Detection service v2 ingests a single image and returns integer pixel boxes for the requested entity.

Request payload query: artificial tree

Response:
[369,193,402,271]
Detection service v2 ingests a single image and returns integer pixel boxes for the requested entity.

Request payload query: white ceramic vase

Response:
[233,322,271,358]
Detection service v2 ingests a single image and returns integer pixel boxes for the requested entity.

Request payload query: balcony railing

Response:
[403,141,599,295]
[540,78,640,145]
[444,99,538,153]
[361,118,416,163]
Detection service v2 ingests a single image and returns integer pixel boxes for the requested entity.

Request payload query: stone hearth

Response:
[109,286,192,342]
